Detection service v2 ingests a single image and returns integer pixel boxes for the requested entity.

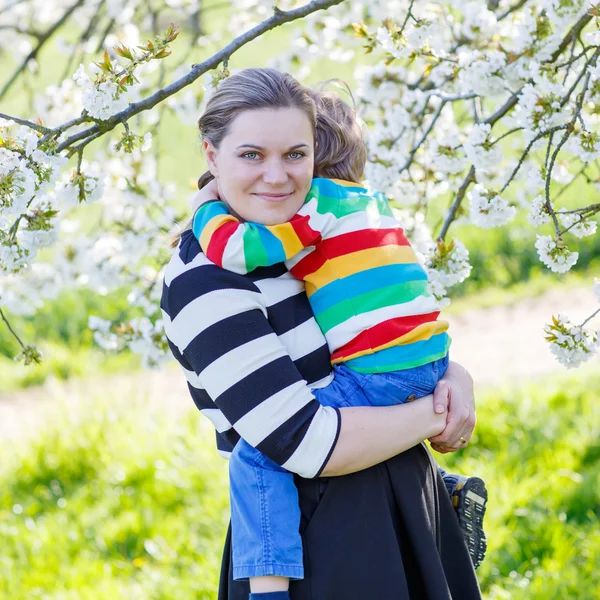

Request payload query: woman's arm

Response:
[320,397,446,476]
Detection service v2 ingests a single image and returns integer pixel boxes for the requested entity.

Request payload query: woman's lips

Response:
[253,192,293,202]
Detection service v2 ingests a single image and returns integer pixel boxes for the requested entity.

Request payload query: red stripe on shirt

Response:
[319,228,411,260]
[330,312,441,363]
[205,221,240,267]
[289,213,322,247]
[289,248,328,280]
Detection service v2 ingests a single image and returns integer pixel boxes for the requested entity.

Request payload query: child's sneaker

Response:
[448,475,488,569]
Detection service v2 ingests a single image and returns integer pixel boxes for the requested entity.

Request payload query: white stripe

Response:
[181,365,202,388]
[221,226,251,274]
[218,449,232,460]
[254,272,305,306]
[200,408,232,433]
[163,249,213,285]
[330,210,402,237]
[281,405,339,478]
[326,295,442,351]
[199,332,287,398]
[169,288,266,350]
[278,318,329,362]
[233,381,314,446]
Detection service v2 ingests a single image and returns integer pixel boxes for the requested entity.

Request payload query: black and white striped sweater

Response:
[161,230,341,478]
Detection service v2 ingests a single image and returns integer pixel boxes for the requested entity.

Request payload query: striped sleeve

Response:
[191,198,326,274]
[162,252,341,478]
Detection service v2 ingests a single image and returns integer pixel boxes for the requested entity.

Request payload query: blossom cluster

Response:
[544,314,598,369]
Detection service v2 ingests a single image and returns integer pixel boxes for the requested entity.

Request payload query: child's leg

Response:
[229,438,304,589]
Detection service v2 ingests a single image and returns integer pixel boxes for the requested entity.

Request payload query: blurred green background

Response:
[1,2,599,598]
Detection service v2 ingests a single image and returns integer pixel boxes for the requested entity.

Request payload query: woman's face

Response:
[204,107,315,225]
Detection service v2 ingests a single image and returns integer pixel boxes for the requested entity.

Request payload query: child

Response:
[192,88,487,598]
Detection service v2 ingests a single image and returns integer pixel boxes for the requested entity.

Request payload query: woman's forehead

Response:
[225,107,314,148]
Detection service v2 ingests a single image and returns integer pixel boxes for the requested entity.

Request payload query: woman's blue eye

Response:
[242,152,261,160]
[289,152,305,159]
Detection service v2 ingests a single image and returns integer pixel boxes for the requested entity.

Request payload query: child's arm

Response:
[192,180,340,274]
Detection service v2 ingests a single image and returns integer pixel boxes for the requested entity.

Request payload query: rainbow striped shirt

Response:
[192,178,450,374]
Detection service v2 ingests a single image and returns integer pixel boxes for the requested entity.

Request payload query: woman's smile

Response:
[253,191,294,202]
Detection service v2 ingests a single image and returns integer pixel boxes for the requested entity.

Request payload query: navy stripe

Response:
[216,430,239,453]
[246,263,288,282]
[257,399,320,465]
[187,383,214,411]
[267,292,316,336]
[215,356,304,424]
[293,343,332,385]
[178,230,202,264]
[183,310,273,373]
[167,265,259,320]
[167,338,189,369]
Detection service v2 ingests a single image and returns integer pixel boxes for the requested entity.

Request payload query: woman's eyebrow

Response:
[236,143,310,150]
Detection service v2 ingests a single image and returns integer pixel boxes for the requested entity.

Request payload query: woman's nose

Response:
[262,159,288,184]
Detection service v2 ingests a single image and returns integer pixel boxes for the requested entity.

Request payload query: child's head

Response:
[309,82,367,184]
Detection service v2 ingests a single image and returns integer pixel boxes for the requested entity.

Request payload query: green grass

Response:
[1,368,599,598]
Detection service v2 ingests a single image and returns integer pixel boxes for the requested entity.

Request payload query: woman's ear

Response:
[204,140,219,177]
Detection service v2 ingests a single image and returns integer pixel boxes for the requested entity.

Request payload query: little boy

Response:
[192,90,488,598]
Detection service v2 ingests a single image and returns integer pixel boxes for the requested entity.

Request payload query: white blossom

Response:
[535,235,579,273]
[559,212,597,238]
[463,124,503,171]
[469,184,516,229]
[424,239,472,304]
[528,195,551,227]
[544,314,598,369]
[593,278,600,302]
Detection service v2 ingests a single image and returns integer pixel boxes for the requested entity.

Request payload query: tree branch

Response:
[55,0,345,154]
[0,112,51,134]
[438,166,476,240]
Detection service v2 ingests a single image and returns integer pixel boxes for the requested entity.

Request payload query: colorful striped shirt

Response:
[192,178,450,374]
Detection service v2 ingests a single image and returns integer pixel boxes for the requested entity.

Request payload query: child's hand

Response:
[190,177,221,213]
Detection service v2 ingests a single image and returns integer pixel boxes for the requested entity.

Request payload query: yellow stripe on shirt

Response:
[305,246,419,297]
[266,222,306,260]
[200,213,239,251]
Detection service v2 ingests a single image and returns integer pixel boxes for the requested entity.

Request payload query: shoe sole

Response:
[452,477,488,570]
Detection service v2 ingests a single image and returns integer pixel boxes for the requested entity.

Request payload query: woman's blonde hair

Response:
[309,80,367,184]
[170,68,317,247]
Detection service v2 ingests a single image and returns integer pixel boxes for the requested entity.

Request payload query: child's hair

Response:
[309,80,367,184]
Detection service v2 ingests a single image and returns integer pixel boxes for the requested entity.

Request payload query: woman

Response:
[162,68,481,599]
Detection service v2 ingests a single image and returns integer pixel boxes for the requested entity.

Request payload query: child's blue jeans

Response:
[228,354,449,580]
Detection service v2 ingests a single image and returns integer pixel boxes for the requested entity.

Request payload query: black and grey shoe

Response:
[451,476,488,570]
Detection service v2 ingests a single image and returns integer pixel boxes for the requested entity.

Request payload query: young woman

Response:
[162,68,482,600]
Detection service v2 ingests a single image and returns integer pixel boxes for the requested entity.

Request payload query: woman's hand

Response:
[428,361,476,454]
[190,177,221,213]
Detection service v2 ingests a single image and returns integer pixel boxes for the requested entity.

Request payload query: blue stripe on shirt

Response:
[308,263,428,316]
[192,201,229,240]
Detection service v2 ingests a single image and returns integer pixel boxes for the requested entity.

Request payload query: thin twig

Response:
[497,0,529,21]
[581,307,600,328]
[0,112,50,134]
[398,100,447,174]
[0,307,27,351]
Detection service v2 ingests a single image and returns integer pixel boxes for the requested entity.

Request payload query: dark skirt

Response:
[218,443,482,600]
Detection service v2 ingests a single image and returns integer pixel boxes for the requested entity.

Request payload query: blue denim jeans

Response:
[229,355,449,580]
